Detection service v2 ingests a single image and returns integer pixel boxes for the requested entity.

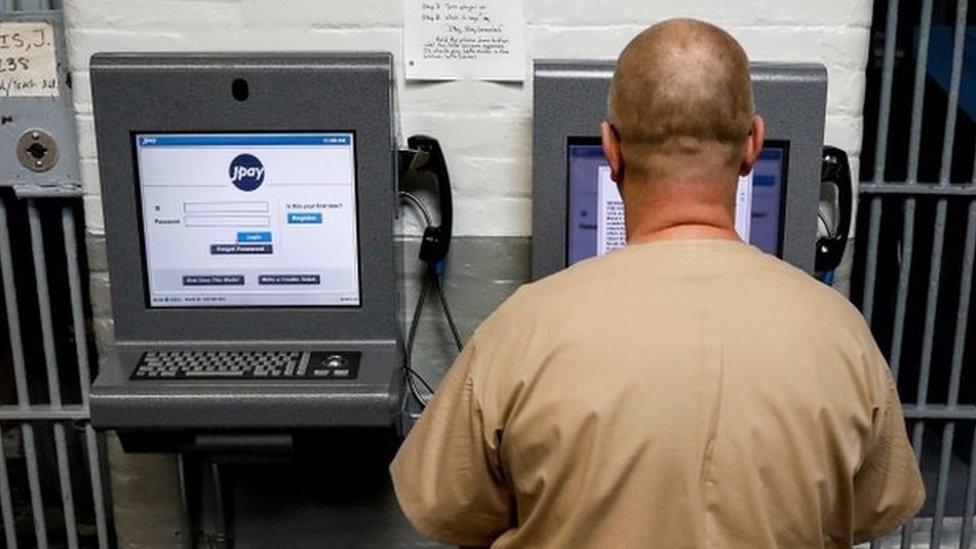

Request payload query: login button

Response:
[237,231,272,243]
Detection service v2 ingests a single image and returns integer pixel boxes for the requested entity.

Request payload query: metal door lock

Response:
[17,129,59,172]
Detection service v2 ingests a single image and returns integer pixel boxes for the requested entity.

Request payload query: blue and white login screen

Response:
[135,133,361,308]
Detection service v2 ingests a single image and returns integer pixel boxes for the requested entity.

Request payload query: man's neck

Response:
[628,222,740,245]
[622,179,741,245]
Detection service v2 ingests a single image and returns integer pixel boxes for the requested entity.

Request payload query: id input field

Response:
[183,201,269,213]
[184,215,271,227]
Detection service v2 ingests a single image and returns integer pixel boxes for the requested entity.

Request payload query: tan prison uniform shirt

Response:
[391,239,924,548]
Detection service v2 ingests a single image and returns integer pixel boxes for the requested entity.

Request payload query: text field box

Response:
[183,201,269,213]
[184,216,271,228]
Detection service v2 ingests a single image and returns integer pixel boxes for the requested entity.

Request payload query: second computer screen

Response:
[567,139,788,265]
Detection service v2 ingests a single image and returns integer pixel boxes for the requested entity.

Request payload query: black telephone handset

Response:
[816,146,852,273]
[401,135,454,273]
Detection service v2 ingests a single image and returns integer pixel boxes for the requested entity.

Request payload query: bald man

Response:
[391,19,924,548]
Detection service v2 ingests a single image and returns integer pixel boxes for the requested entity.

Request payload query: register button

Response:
[287,212,323,224]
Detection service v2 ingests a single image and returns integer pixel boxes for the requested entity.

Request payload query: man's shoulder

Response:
[489,253,615,317]
[516,242,855,308]
[472,261,599,344]
[752,254,884,367]
[760,253,868,323]
[479,242,874,349]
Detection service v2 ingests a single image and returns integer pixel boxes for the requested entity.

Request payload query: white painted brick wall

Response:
[62,0,873,237]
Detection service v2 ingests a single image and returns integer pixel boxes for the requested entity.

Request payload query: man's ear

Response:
[739,115,766,176]
[601,121,624,183]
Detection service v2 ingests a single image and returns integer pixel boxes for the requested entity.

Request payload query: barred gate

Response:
[0,196,113,548]
[0,1,60,11]
[0,1,115,548]
[853,0,976,547]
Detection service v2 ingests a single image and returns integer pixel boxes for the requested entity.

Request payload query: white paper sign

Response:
[594,168,755,256]
[403,0,526,81]
[0,21,58,98]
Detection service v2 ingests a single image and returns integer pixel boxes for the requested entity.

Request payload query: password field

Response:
[184,216,271,228]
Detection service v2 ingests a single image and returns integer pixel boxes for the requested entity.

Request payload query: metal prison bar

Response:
[0,2,112,548]
[857,0,976,547]
[0,195,112,547]
[0,0,60,11]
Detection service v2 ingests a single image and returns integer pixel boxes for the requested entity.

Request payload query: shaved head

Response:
[608,19,755,176]
[600,18,765,243]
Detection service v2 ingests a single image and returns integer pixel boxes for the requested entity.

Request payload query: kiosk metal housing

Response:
[89,53,403,450]
[531,60,828,278]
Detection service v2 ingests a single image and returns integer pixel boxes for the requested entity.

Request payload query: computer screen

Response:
[134,132,361,308]
[566,138,788,265]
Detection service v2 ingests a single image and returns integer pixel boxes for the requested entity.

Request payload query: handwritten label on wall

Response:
[0,21,58,98]
[404,1,526,81]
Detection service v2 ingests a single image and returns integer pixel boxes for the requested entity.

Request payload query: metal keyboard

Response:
[131,351,361,380]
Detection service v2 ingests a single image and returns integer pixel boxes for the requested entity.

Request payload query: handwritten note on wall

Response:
[404,1,526,81]
[0,22,58,98]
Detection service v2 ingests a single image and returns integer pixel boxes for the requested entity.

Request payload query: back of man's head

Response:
[607,19,755,184]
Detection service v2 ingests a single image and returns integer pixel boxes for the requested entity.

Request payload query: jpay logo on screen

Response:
[229,154,265,191]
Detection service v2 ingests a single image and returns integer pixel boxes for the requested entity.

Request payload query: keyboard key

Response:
[184,370,245,377]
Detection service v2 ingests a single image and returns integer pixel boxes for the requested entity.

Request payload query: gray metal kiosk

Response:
[532,60,828,279]
[89,53,403,450]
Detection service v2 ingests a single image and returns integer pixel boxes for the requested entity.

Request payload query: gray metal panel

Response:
[89,53,403,434]
[0,11,80,192]
[0,10,115,548]
[531,61,613,280]
[92,342,401,430]
[531,60,827,279]
[90,53,400,343]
